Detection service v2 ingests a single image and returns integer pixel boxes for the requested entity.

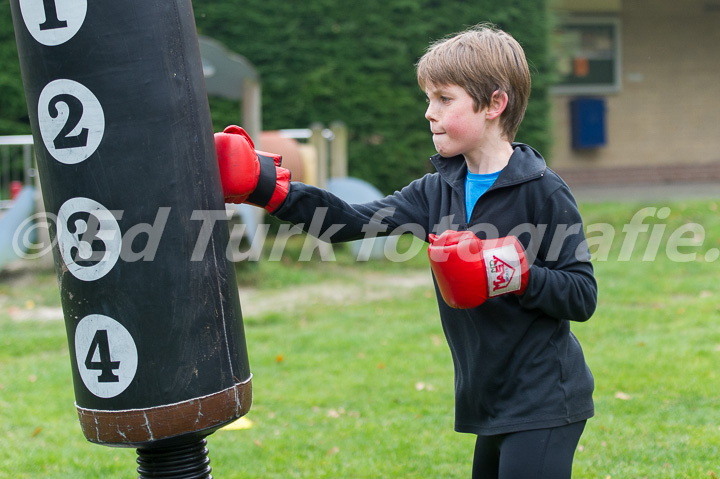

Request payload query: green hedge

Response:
[0,2,29,135]
[197,0,553,193]
[0,0,552,193]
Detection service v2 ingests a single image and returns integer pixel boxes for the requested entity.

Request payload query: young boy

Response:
[214,24,597,479]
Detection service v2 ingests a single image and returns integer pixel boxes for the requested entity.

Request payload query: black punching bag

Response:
[9,0,251,474]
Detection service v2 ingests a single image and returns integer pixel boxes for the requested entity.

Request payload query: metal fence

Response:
[0,135,36,211]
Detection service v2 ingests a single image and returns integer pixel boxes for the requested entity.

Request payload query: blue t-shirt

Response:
[465,168,501,220]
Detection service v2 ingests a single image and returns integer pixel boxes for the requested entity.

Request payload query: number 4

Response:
[84,330,120,383]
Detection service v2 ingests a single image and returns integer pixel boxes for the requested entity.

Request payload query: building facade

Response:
[549,0,720,184]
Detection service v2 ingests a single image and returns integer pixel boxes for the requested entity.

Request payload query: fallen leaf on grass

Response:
[327,446,340,456]
[614,391,631,400]
[415,382,435,391]
[327,408,345,418]
[31,427,42,437]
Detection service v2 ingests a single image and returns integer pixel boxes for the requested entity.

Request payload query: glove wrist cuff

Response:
[246,152,290,213]
[482,238,529,297]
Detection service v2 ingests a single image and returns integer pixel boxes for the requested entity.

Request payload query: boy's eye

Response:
[441,96,451,103]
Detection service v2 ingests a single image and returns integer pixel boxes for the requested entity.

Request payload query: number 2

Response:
[48,93,89,150]
[37,79,105,165]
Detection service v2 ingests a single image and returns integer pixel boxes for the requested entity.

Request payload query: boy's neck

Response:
[464,138,514,175]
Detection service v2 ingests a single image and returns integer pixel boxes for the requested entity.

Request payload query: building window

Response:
[551,17,621,94]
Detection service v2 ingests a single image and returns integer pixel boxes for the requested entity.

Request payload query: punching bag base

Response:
[137,437,213,479]
[76,378,252,447]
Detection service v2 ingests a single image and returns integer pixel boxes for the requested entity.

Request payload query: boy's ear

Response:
[486,90,509,120]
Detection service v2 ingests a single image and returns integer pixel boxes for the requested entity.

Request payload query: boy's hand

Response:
[214,125,291,212]
[427,230,529,309]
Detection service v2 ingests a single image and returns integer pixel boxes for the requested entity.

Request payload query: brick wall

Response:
[553,160,720,188]
[548,0,720,173]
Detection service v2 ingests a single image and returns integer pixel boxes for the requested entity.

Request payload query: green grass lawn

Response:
[1,198,719,478]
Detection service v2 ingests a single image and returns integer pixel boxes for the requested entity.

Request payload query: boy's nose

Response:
[425,104,436,122]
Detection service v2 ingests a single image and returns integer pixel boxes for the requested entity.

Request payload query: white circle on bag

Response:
[38,79,105,165]
[57,197,121,282]
[75,314,138,398]
[19,0,88,46]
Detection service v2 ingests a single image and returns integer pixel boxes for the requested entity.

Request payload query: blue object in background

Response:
[571,97,606,149]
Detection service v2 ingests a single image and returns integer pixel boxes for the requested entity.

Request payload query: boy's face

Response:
[424,83,489,160]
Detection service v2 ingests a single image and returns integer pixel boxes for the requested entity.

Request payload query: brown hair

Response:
[416,24,531,142]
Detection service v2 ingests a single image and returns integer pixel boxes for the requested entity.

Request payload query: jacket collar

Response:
[430,143,547,195]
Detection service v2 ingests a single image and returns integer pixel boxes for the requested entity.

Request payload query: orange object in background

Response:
[573,57,590,77]
[260,131,306,183]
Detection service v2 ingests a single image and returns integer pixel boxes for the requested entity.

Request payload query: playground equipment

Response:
[199,35,262,151]
[0,184,36,270]
[0,135,39,271]
[10,1,251,477]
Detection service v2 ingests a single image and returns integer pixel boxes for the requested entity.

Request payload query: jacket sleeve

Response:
[271,176,433,243]
[517,184,598,322]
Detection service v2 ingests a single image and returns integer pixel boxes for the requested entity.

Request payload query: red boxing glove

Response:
[427,230,529,309]
[214,125,291,212]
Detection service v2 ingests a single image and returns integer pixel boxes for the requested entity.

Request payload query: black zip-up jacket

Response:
[273,143,596,435]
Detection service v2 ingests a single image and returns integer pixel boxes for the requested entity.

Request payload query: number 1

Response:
[39,0,68,31]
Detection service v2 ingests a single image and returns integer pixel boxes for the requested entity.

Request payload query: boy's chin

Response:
[435,149,460,159]
[432,142,461,159]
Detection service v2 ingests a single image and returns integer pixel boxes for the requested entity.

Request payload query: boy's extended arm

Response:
[272,180,432,243]
[215,125,432,242]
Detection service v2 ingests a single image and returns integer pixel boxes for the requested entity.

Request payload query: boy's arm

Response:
[272,179,432,243]
[215,125,432,242]
[518,185,597,322]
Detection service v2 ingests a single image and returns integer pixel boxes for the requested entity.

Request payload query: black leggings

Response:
[472,420,586,479]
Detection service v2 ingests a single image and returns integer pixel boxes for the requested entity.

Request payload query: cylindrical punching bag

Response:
[9,0,251,458]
